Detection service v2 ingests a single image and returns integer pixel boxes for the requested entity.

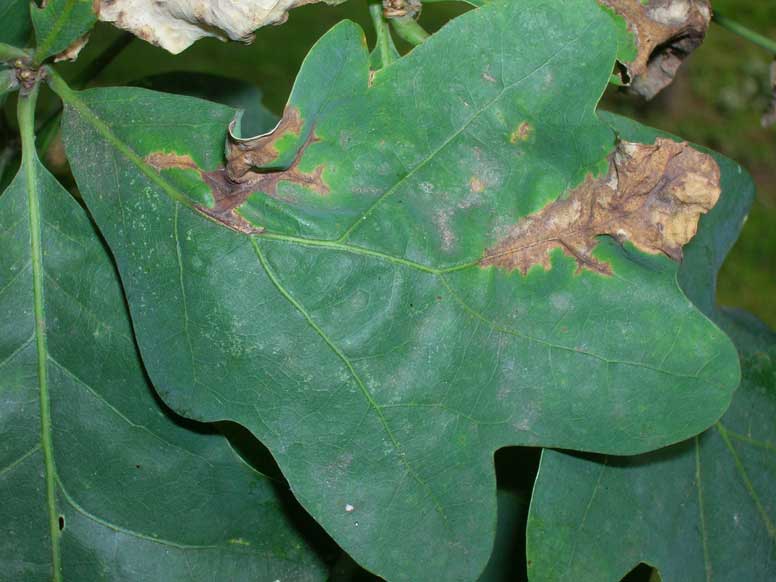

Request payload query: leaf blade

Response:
[32,0,97,63]
[58,1,741,578]
[0,88,329,582]
[526,116,774,582]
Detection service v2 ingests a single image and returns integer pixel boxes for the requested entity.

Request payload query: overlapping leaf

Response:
[527,115,775,582]
[0,95,328,581]
[57,0,740,578]
[528,314,775,582]
[32,0,96,63]
[0,0,33,48]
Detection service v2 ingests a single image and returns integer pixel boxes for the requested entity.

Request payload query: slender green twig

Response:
[390,16,430,46]
[32,32,134,161]
[369,0,398,67]
[713,12,776,55]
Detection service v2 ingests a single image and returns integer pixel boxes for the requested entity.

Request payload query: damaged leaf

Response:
[1,92,329,581]
[98,0,345,54]
[603,0,712,98]
[526,114,776,582]
[58,1,739,580]
[32,0,97,63]
[481,138,720,275]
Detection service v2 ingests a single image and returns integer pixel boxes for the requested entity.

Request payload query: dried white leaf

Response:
[97,0,333,54]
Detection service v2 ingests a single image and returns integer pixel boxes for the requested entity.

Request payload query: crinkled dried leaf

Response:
[59,1,739,579]
[481,138,720,275]
[98,0,343,54]
[603,0,712,99]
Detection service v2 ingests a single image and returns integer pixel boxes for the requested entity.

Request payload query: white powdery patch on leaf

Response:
[98,0,332,54]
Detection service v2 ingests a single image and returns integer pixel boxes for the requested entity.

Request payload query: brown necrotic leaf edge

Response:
[602,0,712,99]
[481,138,721,275]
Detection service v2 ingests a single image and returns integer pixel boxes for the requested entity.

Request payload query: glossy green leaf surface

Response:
[0,0,33,48]
[526,116,775,582]
[0,95,328,581]
[32,0,96,63]
[58,1,739,578]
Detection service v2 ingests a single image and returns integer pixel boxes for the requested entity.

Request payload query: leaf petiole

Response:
[390,16,430,46]
[18,78,64,582]
[369,0,399,68]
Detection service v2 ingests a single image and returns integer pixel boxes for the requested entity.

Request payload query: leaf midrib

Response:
[20,92,62,581]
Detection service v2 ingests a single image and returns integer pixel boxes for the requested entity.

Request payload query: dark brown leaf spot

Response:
[481,138,721,275]
[144,150,264,234]
[199,139,327,232]
[226,106,304,181]
[601,0,711,99]
[144,122,327,235]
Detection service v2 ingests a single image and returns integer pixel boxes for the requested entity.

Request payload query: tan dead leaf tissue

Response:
[97,0,343,53]
[602,0,712,99]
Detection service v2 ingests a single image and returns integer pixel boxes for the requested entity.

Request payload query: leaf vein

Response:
[251,238,451,528]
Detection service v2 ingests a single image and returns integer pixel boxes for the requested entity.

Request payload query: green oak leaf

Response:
[0,93,329,581]
[57,0,739,579]
[32,0,97,63]
[329,447,539,581]
[527,314,776,582]
[0,0,33,48]
[526,115,776,582]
